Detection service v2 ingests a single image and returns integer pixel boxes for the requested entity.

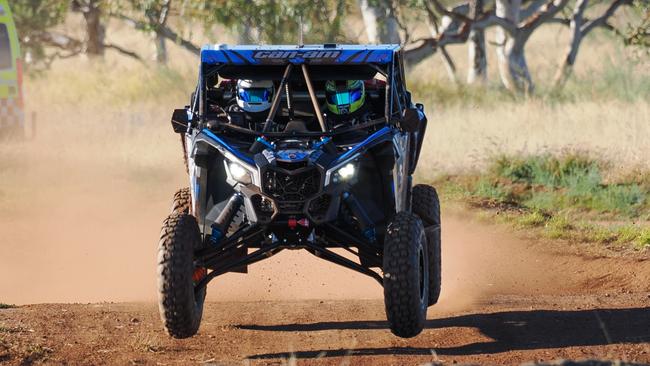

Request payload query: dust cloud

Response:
[0,86,633,307]
[0,139,573,307]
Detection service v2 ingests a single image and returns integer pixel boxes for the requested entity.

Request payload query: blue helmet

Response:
[236,79,274,113]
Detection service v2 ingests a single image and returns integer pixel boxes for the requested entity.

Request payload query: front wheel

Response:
[383,212,429,338]
[157,213,206,338]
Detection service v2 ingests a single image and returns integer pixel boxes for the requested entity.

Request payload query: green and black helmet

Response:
[325,80,365,115]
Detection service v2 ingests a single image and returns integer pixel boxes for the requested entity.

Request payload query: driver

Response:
[226,79,274,126]
[324,80,371,127]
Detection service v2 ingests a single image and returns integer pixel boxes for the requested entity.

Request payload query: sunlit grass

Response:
[435,154,650,250]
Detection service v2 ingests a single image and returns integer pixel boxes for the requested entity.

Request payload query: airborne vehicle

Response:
[157,44,442,338]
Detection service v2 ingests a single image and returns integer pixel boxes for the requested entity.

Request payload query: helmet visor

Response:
[239,88,272,104]
[326,87,363,106]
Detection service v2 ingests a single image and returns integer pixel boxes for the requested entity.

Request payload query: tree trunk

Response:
[357,0,401,43]
[553,0,588,89]
[236,16,256,44]
[82,0,104,57]
[358,0,380,43]
[153,31,167,64]
[440,46,459,85]
[467,0,487,84]
[381,9,401,44]
[495,0,533,94]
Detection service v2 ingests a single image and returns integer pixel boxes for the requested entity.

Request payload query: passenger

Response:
[324,80,372,127]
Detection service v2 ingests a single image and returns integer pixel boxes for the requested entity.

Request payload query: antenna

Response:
[299,15,304,46]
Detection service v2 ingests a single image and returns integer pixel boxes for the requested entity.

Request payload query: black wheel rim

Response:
[418,244,425,302]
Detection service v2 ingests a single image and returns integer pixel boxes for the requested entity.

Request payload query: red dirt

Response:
[2,204,650,365]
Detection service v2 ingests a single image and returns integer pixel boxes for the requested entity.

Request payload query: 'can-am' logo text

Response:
[253,51,341,59]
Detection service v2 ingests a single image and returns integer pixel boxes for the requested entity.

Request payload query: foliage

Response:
[11,0,69,67]
[191,0,349,44]
[624,0,650,52]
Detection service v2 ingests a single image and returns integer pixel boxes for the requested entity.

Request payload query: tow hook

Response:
[287,217,310,230]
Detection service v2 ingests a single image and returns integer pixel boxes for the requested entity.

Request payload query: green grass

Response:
[485,154,648,217]
[0,304,16,309]
[436,154,650,250]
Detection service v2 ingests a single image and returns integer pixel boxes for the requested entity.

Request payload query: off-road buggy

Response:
[158,44,441,339]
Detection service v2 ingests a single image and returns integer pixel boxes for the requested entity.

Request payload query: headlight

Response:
[227,162,252,184]
[336,163,356,181]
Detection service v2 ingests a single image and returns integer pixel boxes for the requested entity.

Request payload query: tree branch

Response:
[473,12,519,34]
[521,0,551,19]
[521,0,571,34]
[104,43,144,61]
[426,0,473,24]
[581,0,631,35]
[113,13,201,55]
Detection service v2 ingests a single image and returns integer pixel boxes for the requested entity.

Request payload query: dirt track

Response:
[2,211,650,365]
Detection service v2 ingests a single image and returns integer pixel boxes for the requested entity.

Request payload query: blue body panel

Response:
[201,44,399,65]
[201,128,256,165]
[202,126,395,170]
[335,126,394,164]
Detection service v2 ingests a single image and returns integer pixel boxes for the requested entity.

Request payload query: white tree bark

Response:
[359,0,380,43]
[151,0,171,65]
[467,30,487,84]
[467,0,487,84]
[358,0,401,43]
[495,0,534,94]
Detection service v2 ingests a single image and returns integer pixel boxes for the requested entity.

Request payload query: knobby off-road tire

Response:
[157,213,206,339]
[412,184,442,306]
[170,187,191,214]
[383,212,429,338]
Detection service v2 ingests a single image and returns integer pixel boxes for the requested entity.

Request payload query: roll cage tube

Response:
[301,64,327,133]
[249,63,294,153]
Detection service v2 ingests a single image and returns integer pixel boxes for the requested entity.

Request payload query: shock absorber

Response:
[210,193,244,244]
[343,192,376,243]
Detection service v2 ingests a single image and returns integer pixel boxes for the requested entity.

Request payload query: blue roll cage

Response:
[190,44,412,129]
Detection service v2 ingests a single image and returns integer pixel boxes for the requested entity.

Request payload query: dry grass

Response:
[1,13,647,222]
[414,99,650,181]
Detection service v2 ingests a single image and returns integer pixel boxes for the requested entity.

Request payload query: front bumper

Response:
[238,163,345,226]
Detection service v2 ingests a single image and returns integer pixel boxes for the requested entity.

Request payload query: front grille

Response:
[263,167,320,203]
[276,201,304,212]
[276,160,308,170]
[308,194,332,220]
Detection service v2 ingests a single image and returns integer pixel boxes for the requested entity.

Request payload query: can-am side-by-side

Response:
[158,44,442,339]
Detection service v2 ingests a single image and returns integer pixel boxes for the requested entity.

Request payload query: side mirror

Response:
[399,107,420,133]
[171,108,190,134]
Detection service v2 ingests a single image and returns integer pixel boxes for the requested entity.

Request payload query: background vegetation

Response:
[2,0,649,251]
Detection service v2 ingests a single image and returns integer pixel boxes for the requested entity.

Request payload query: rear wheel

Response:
[412,184,442,306]
[383,212,429,338]
[170,187,191,214]
[157,213,206,338]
